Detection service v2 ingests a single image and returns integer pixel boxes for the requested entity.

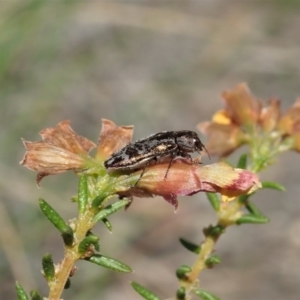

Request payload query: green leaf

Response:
[179,238,201,254]
[176,287,186,300]
[205,255,221,268]
[29,290,43,300]
[195,289,220,300]
[61,227,74,246]
[236,214,269,225]
[245,202,263,216]
[92,199,130,223]
[237,154,248,169]
[102,218,113,233]
[78,175,88,214]
[78,235,100,254]
[203,225,225,238]
[238,194,250,204]
[86,231,100,251]
[15,282,29,300]
[42,254,55,281]
[131,281,161,300]
[261,181,285,191]
[91,194,108,210]
[86,254,132,272]
[206,193,220,211]
[39,198,73,234]
[176,265,191,280]
[64,278,71,289]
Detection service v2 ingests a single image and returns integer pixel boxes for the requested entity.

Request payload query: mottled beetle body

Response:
[104,130,208,183]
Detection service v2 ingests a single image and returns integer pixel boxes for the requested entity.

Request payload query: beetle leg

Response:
[134,158,157,186]
[164,152,177,180]
[177,150,193,163]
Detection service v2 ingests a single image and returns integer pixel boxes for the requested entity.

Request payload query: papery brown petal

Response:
[222,83,261,126]
[198,122,246,157]
[40,120,96,154]
[21,140,87,174]
[21,121,95,184]
[96,119,134,160]
[278,99,300,135]
[36,172,49,186]
[260,99,280,132]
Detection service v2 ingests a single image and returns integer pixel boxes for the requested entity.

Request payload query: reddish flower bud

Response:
[197,162,261,201]
[124,160,261,210]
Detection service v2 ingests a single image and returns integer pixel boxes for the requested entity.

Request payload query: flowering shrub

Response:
[17,83,296,300]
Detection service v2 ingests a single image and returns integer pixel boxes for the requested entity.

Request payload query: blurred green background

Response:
[1,0,300,299]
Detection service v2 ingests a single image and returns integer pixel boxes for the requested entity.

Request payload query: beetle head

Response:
[176,131,210,158]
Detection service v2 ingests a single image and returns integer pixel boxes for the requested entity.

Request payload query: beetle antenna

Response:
[202,144,211,160]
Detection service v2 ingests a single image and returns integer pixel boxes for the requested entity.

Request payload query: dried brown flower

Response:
[96,119,133,160]
[21,120,95,185]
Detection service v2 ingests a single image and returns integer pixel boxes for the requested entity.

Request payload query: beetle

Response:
[104,130,209,184]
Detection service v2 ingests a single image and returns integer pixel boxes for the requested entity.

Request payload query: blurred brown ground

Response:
[1,1,300,299]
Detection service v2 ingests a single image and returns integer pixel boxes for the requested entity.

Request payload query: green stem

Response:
[180,201,243,295]
[185,235,218,285]
[48,210,95,299]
